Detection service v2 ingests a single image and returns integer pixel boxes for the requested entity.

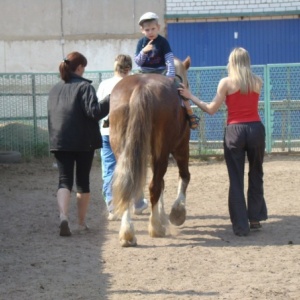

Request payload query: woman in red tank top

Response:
[178,47,268,237]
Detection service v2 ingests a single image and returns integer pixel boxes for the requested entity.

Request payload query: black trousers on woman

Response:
[54,150,95,193]
[223,122,268,236]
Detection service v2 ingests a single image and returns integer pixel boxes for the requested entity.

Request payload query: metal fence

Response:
[189,63,300,155]
[0,63,300,158]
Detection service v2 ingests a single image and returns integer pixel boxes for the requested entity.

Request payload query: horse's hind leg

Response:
[169,149,190,226]
[148,160,169,237]
[119,208,137,247]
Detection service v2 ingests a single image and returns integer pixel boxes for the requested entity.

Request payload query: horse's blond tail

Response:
[112,84,152,215]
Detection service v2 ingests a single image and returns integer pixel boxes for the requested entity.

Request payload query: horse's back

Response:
[110,73,187,154]
[110,73,178,108]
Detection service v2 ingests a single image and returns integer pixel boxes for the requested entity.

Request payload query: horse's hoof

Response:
[169,204,186,226]
[149,227,166,238]
[120,237,137,247]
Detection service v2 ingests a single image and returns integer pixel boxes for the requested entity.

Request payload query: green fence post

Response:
[32,74,38,157]
[264,65,272,153]
[286,67,292,152]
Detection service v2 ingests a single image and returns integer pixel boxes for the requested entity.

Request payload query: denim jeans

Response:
[100,135,146,212]
[100,135,116,212]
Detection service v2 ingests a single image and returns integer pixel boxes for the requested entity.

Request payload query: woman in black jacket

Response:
[48,51,109,236]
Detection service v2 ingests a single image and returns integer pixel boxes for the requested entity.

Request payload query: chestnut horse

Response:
[109,57,191,247]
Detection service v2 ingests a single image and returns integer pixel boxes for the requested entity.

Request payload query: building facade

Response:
[166,0,300,66]
[0,0,299,72]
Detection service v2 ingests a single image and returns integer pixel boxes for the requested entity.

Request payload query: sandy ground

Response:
[0,154,300,300]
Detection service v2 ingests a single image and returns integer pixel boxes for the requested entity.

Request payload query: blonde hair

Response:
[227,47,261,94]
[114,54,132,75]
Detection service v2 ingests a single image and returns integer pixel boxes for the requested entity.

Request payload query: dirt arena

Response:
[0,154,299,299]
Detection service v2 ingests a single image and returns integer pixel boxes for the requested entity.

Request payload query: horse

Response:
[109,57,191,247]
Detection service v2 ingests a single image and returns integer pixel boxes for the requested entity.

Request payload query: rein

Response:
[175,74,183,83]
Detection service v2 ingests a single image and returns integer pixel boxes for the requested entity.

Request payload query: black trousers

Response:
[223,122,268,235]
[54,151,94,193]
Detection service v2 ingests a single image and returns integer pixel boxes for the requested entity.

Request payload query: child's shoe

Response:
[187,113,200,130]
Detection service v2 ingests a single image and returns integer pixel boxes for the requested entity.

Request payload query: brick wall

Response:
[166,0,300,16]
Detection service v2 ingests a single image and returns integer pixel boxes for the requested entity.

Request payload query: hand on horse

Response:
[178,83,192,101]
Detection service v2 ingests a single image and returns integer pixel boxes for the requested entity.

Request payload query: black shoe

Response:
[59,220,71,236]
[250,222,262,230]
[233,224,250,236]
[234,231,249,237]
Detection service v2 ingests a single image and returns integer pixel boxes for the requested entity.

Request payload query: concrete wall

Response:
[0,0,165,72]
